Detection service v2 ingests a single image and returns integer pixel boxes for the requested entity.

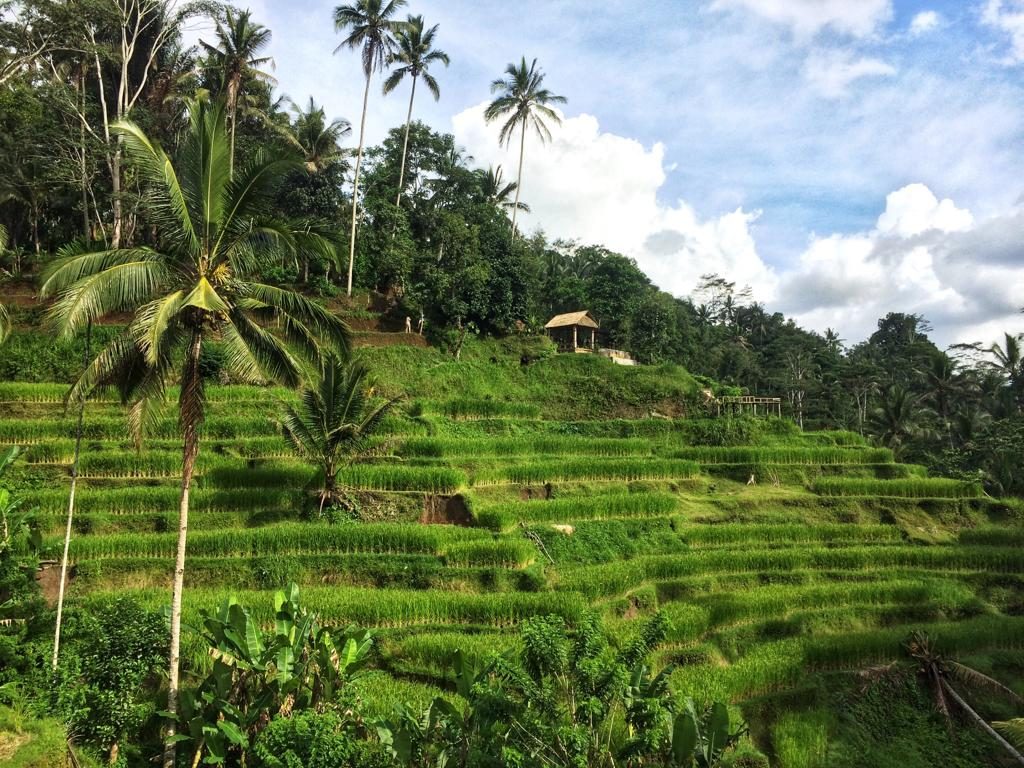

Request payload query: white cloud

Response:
[875,183,973,236]
[451,104,778,302]
[780,184,1024,345]
[983,0,1024,62]
[802,49,896,98]
[909,10,942,36]
[708,0,893,38]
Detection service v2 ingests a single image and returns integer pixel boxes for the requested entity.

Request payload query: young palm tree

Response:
[333,0,407,297]
[870,384,921,457]
[906,631,1024,764]
[382,14,449,208]
[201,8,275,177]
[39,99,351,768]
[282,353,399,512]
[478,165,530,215]
[287,96,351,172]
[484,57,566,235]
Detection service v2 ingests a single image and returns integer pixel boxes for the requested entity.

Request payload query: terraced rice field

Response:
[5,381,1022,716]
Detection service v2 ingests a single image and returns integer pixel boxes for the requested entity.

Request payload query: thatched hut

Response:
[545,310,599,352]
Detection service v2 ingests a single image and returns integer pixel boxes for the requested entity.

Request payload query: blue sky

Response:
[195,0,1024,346]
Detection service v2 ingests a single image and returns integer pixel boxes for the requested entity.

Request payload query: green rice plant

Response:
[796,430,869,447]
[59,522,490,560]
[560,546,1024,599]
[26,486,302,515]
[349,671,453,719]
[676,523,903,548]
[440,398,541,420]
[83,585,588,627]
[335,464,467,492]
[772,709,832,768]
[442,538,537,568]
[658,446,893,464]
[659,604,712,643]
[400,436,653,458]
[479,458,700,485]
[696,579,977,625]
[812,478,984,499]
[959,527,1024,547]
[473,492,679,531]
[383,631,518,681]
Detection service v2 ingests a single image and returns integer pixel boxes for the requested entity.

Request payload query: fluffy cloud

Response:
[875,184,973,236]
[909,10,942,36]
[780,185,1024,345]
[983,0,1024,63]
[708,0,893,38]
[802,49,896,98]
[451,104,778,302]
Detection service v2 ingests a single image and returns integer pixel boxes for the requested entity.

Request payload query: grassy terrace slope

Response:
[2,340,1023,764]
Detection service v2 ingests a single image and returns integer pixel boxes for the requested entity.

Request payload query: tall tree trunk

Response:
[229,101,237,181]
[941,679,1024,765]
[394,75,417,208]
[163,329,204,768]
[511,120,526,237]
[347,74,372,298]
[111,144,123,249]
[79,74,90,243]
[52,322,90,671]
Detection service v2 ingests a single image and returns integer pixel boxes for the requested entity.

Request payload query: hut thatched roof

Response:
[545,310,598,330]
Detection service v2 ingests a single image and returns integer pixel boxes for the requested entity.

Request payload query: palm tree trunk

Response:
[163,329,204,768]
[51,321,90,671]
[395,75,417,208]
[111,143,122,249]
[941,679,1024,765]
[347,74,372,298]
[511,120,526,237]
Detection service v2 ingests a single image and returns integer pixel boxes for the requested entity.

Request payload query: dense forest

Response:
[1,1,1021,496]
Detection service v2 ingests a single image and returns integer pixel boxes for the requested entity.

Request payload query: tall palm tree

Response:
[333,0,407,297]
[383,14,448,208]
[282,353,399,512]
[0,224,9,344]
[287,96,351,172]
[484,57,566,235]
[478,165,530,214]
[870,385,921,457]
[201,8,275,177]
[39,99,351,768]
[987,332,1024,411]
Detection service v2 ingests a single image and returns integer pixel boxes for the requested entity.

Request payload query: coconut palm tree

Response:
[906,631,1024,765]
[38,99,351,768]
[282,353,399,512]
[478,165,530,215]
[201,8,275,177]
[287,96,351,172]
[870,384,922,457]
[383,14,448,208]
[333,0,407,297]
[0,225,9,345]
[484,57,566,235]
[986,332,1024,411]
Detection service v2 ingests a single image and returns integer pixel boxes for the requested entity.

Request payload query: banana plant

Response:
[668,699,745,768]
[174,584,373,766]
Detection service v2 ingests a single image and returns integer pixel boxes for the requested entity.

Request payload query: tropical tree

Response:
[383,14,448,208]
[333,0,407,296]
[286,96,351,172]
[484,57,565,235]
[282,352,399,511]
[986,332,1024,411]
[38,99,351,768]
[201,8,275,177]
[871,385,922,457]
[0,222,8,340]
[905,631,1024,765]
[478,164,529,214]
